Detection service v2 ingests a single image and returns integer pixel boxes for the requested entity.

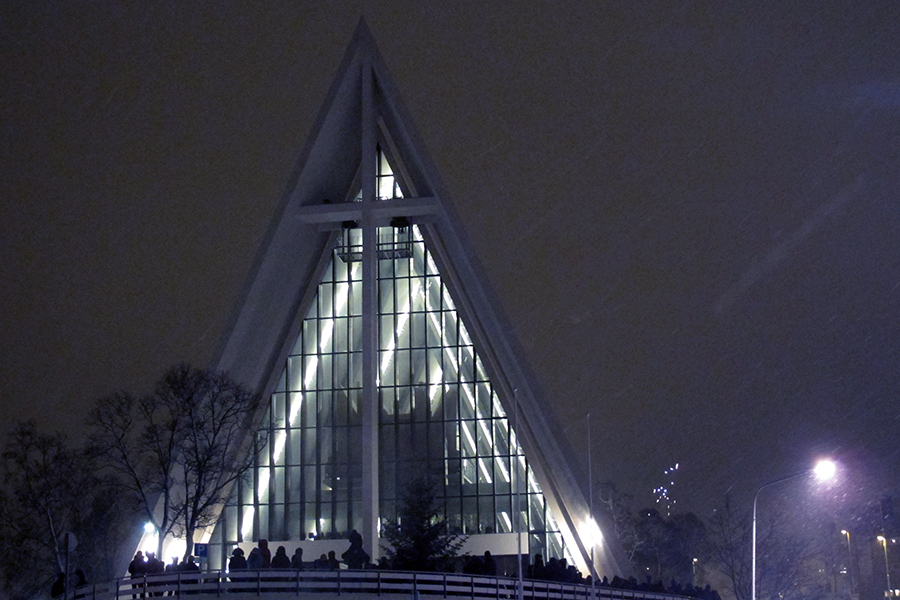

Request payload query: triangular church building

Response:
[140,21,626,580]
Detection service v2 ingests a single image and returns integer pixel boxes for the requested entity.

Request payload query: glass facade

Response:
[209,151,567,568]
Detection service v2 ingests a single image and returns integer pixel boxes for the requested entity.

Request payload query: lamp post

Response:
[841,529,854,597]
[587,412,596,597]
[877,536,891,595]
[751,460,836,600]
[514,389,523,600]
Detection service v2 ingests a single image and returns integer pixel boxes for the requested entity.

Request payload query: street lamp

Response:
[841,529,854,597]
[877,536,892,595]
[751,459,836,600]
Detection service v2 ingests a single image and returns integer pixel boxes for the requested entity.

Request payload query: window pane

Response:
[349,281,362,316]
[410,312,425,348]
[410,349,426,384]
[334,318,348,352]
[349,316,362,349]
[288,357,303,391]
[442,311,457,347]
[273,467,285,503]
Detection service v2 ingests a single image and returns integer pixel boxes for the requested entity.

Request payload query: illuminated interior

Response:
[206,150,568,568]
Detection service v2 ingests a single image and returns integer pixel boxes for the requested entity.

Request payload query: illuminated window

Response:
[211,149,567,565]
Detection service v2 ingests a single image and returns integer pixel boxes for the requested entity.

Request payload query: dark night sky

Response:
[2,1,900,518]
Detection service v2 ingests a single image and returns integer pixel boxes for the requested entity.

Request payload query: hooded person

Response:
[258,539,271,568]
[247,547,264,570]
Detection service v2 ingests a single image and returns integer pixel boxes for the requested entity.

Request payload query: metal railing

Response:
[72,570,692,600]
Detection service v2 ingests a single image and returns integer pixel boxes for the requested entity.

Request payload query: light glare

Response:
[582,517,603,548]
[813,459,836,481]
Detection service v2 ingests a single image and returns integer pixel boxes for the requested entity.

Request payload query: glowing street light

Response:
[841,529,854,597]
[752,460,836,600]
[877,536,892,595]
[814,460,836,481]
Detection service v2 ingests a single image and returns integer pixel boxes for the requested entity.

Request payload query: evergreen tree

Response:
[381,478,465,572]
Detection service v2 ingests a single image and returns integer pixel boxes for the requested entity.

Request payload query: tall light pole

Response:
[877,536,892,595]
[587,412,597,598]
[841,529,854,597]
[514,389,523,600]
[752,460,836,600]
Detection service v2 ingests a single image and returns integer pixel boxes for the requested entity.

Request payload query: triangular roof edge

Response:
[209,20,373,378]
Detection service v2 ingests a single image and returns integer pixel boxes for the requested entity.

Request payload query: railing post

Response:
[377,570,381,596]
[338,566,342,596]
[443,573,447,598]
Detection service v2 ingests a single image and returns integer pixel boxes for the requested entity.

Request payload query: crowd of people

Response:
[54,536,719,600]
[226,531,371,574]
[523,553,721,600]
[596,575,722,600]
[220,539,725,600]
[128,550,201,578]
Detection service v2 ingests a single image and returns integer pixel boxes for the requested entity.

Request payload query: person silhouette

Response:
[341,529,369,569]
[258,539,271,568]
[51,573,66,598]
[271,546,291,569]
[247,547,264,570]
[228,548,247,571]
[291,547,304,570]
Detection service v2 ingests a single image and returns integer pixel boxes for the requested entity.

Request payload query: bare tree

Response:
[88,364,265,560]
[596,480,643,564]
[88,387,180,559]
[1,423,90,574]
[706,495,822,600]
[706,497,751,600]
[0,421,132,600]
